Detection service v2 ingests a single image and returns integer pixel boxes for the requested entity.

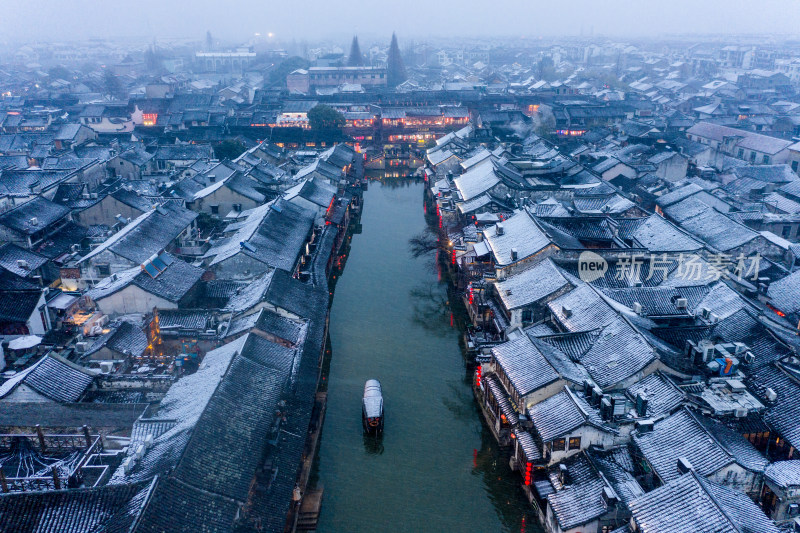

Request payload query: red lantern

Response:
[525,462,532,485]
[476,365,482,388]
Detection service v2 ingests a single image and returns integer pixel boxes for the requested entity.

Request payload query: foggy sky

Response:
[2,0,800,44]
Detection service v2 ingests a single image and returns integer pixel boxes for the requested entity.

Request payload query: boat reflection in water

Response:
[362,434,385,455]
[362,379,384,435]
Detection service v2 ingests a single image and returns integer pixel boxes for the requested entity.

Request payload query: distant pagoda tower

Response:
[386,32,407,87]
[347,36,364,66]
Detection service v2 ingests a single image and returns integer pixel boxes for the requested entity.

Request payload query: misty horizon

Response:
[2,0,800,44]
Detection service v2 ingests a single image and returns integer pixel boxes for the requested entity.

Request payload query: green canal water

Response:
[314,180,540,533]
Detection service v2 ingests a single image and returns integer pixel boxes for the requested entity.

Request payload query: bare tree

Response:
[408,227,442,258]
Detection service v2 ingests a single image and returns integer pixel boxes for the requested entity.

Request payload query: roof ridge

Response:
[564,386,590,421]
[682,407,735,463]
[49,351,98,377]
[690,471,744,533]
[127,475,160,533]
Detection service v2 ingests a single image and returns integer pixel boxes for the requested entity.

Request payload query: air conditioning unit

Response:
[766,388,778,402]
[99,361,113,374]
[699,307,711,320]
[75,341,89,353]
[635,419,654,433]
[699,340,715,363]
[675,297,688,310]
[743,351,756,365]
[734,408,748,418]
[16,259,30,270]
[632,302,642,315]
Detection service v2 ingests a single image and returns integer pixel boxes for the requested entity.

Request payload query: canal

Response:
[314,179,539,533]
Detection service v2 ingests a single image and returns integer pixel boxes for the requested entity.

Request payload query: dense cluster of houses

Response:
[0,65,362,530]
[2,30,800,533]
[424,43,800,533]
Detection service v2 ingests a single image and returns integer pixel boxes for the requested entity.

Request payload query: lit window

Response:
[142,113,158,126]
[568,437,582,450]
[552,438,566,452]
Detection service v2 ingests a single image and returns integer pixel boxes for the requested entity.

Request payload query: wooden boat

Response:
[362,379,384,435]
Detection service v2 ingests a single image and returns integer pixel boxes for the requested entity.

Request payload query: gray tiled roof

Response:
[294,178,337,207]
[80,202,197,265]
[484,374,519,426]
[546,453,608,530]
[764,460,800,489]
[0,353,95,403]
[492,335,560,397]
[549,283,615,332]
[634,407,766,484]
[171,351,288,501]
[87,255,203,304]
[134,476,238,533]
[601,285,709,318]
[482,211,552,266]
[154,144,214,161]
[561,315,657,389]
[767,270,800,316]
[0,196,70,235]
[629,471,779,533]
[205,200,314,272]
[625,372,684,418]
[656,183,703,207]
[254,308,306,345]
[494,258,570,311]
[0,169,74,196]
[513,429,541,461]
[0,478,155,533]
[616,215,704,253]
[590,446,644,506]
[747,362,800,450]
[529,386,610,442]
[663,196,758,252]
[157,310,212,331]
[85,321,149,359]
[0,284,42,323]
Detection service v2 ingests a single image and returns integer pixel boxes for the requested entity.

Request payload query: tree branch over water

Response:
[408,227,441,258]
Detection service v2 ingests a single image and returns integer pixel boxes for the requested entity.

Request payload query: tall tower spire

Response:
[386,32,407,87]
[348,36,364,66]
